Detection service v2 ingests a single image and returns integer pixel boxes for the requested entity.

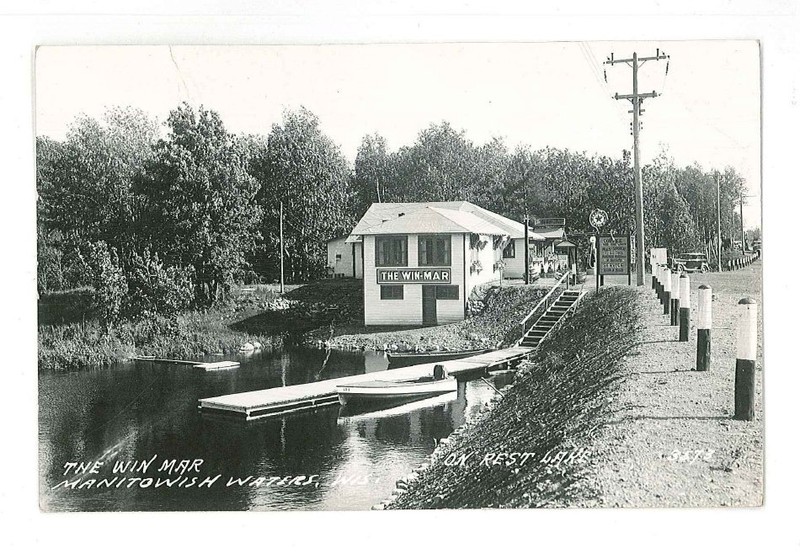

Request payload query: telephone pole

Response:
[716,173,722,271]
[279,200,285,294]
[604,49,669,286]
[739,195,746,252]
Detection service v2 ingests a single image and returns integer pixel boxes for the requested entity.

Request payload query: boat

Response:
[336,375,457,406]
[337,391,458,422]
[385,348,490,366]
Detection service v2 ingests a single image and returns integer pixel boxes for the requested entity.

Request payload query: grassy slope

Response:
[37,280,363,371]
[387,287,640,509]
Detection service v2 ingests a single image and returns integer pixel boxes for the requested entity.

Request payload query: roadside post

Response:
[696,285,712,370]
[733,298,758,420]
[679,273,690,341]
[670,270,680,325]
[651,260,656,290]
[662,267,672,315]
[655,264,662,300]
[734,298,758,421]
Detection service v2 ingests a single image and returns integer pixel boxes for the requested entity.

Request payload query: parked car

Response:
[672,252,710,273]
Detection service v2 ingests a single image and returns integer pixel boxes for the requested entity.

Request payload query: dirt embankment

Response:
[383,263,763,509]
[385,287,640,509]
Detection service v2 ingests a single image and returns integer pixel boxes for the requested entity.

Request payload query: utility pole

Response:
[605,49,669,286]
[524,214,530,285]
[716,174,722,271]
[739,195,746,253]
[279,200,285,294]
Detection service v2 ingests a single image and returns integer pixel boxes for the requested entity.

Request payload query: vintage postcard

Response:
[36,41,763,514]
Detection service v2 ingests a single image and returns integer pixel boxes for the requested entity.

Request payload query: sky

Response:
[35,41,761,228]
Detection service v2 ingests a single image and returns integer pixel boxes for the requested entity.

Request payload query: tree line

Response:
[37,103,749,325]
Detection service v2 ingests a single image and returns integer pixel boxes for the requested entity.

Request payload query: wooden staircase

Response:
[518,289,583,348]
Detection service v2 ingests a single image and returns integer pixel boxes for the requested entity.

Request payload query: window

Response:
[418,235,451,266]
[375,236,408,267]
[380,285,404,300]
[335,254,342,262]
[502,241,516,259]
[436,285,459,300]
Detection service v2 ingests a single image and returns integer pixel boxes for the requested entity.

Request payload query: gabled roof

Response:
[347,201,543,241]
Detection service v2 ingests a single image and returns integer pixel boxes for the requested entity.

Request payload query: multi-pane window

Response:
[435,285,459,300]
[380,285,404,300]
[502,241,516,258]
[375,236,408,267]
[418,235,451,266]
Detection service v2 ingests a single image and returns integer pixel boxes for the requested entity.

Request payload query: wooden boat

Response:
[336,376,457,406]
[385,348,490,365]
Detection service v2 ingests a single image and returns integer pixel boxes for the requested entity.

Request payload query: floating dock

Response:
[198,346,533,420]
[135,356,240,370]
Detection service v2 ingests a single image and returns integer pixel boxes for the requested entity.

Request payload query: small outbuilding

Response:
[326,235,363,278]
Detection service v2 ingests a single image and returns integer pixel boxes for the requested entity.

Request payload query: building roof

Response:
[532,226,566,240]
[347,201,544,241]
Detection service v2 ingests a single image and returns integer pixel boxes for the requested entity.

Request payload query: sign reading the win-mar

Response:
[377,268,452,284]
[597,235,631,276]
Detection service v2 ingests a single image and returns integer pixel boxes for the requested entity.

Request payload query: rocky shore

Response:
[309,284,549,353]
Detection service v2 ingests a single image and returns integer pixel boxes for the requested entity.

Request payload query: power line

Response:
[604,49,669,287]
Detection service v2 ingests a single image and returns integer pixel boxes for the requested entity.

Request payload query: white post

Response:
[655,264,663,300]
[662,267,672,315]
[734,297,758,420]
[670,270,681,325]
[696,285,712,370]
[679,272,690,341]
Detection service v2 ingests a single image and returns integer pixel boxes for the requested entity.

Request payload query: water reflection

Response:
[39,346,513,511]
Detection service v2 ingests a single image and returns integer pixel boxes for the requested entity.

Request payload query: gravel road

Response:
[570,262,763,507]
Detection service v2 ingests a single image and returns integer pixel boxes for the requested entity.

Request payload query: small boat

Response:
[336,376,457,406]
[385,348,490,365]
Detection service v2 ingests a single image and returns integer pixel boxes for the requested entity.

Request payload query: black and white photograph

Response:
[35,40,764,512]
[2,2,798,555]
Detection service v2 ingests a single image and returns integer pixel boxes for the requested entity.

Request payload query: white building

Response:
[326,235,363,278]
[346,201,531,326]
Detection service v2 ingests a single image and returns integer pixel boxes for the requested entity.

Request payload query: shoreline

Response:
[38,279,547,371]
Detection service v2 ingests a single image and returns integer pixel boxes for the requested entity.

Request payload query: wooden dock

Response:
[198,346,533,420]
[135,356,241,370]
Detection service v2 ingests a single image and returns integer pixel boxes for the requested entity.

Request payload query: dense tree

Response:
[353,133,392,216]
[250,107,354,282]
[39,107,158,252]
[136,104,262,306]
[36,109,158,291]
[36,104,754,303]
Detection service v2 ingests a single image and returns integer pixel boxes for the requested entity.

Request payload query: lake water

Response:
[39,345,512,511]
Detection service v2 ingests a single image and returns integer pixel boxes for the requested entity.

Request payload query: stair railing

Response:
[518,270,573,341]
[537,291,587,346]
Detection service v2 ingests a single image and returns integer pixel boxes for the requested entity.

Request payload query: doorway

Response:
[422,285,437,326]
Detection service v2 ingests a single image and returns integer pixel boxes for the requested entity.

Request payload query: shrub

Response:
[87,241,128,328]
[123,249,194,319]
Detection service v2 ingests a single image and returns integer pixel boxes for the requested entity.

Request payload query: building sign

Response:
[597,235,631,276]
[376,268,451,284]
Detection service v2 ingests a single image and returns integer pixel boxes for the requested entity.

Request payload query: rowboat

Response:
[385,348,490,366]
[336,376,457,406]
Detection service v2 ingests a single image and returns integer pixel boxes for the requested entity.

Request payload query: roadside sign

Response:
[597,235,631,276]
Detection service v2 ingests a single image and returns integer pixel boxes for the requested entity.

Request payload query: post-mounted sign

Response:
[597,235,631,276]
[376,268,452,284]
